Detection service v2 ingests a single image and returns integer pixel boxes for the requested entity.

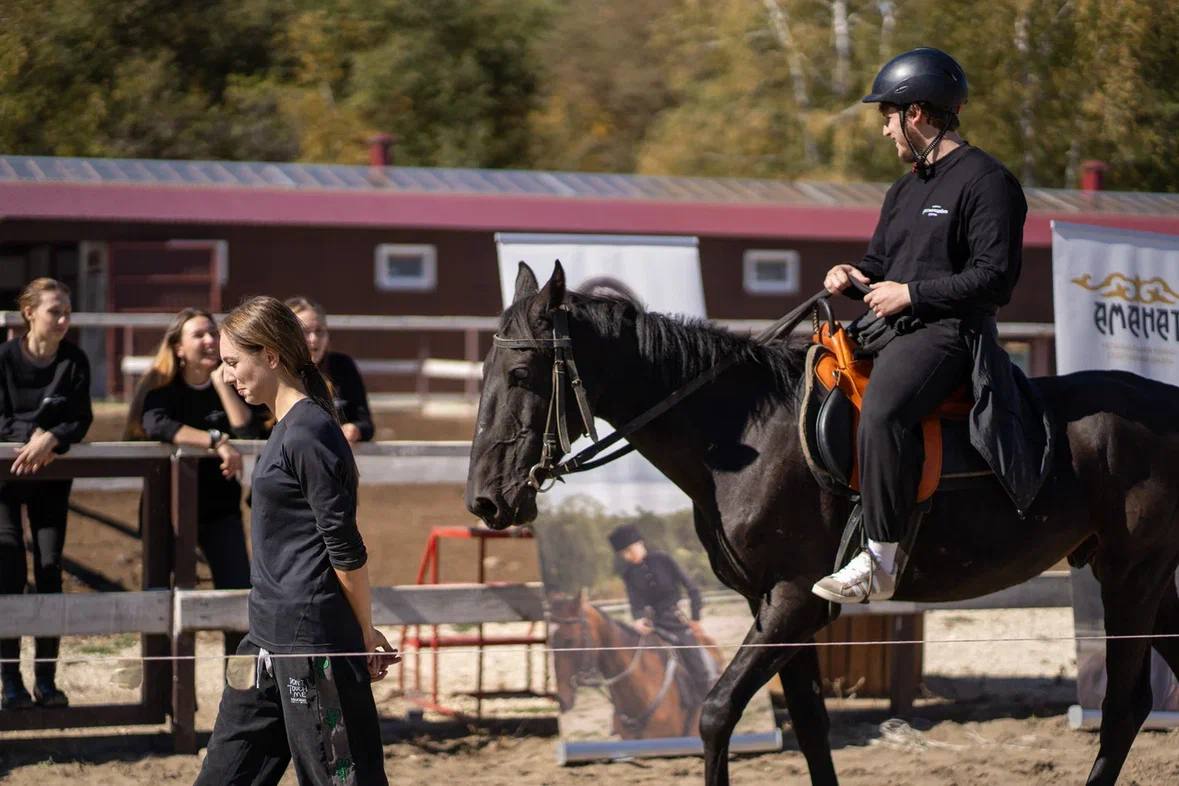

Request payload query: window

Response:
[743,249,800,295]
[374,244,437,291]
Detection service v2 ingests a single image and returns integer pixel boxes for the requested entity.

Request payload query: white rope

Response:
[1,631,1174,666]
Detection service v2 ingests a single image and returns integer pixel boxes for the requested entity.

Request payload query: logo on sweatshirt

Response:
[922,205,950,217]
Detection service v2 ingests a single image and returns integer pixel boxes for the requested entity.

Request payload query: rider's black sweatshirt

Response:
[854,144,1027,321]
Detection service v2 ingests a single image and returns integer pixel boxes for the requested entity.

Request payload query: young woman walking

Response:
[195,296,396,786]
[126,308,259,656]
[0,278,92,710]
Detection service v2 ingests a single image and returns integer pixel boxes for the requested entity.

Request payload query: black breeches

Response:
[0,480,72,678]
[858,323,971,544]
[198,512,251,656]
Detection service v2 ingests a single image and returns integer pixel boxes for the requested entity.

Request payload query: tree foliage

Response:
[1,0,1178,190]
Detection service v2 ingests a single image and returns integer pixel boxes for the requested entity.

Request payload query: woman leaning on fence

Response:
[125,308,261,657]
[0,278,93,711]
[286,296,375,443]
[195,296,397,786]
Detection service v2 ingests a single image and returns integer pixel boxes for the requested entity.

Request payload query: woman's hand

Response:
[364,627,401,682]
[823,264,870,295]
[633,618,654,636]
[341,423,362,444]
[863,281,913,318]
[11,429,59,476]
[215,442,242,479]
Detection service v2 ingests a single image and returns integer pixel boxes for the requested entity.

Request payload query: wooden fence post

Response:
[171,454,200,754]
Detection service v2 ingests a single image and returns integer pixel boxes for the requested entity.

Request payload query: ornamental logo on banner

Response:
[1052,221,1179,385]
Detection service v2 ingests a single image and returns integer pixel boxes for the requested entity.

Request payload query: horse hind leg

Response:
[1085,563,1169,786]
[778,640,837,786]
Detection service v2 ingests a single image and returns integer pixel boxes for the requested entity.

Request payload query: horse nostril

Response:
[471,496,498,521]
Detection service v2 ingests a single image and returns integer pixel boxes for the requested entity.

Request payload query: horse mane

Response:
[499,290,807,413]
[590,602,643,639]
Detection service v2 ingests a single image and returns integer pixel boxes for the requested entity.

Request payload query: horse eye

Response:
[509,367,530,384]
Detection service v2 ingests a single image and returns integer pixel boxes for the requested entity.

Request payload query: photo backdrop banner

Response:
[1051,220,1179,713]
[494,233,780,761]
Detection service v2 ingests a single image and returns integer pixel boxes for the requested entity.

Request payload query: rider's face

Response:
[619,541,647,565]
[880,105,916,164]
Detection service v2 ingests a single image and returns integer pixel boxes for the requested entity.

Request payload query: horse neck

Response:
[572,308,789,505]
[586,606,662,707]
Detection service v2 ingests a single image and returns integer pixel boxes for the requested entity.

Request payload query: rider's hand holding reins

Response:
[823,264,871,295]
[864,281,912,318]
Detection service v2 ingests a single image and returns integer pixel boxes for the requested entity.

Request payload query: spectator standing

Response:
[0,278,92,710]
[286,297,374,443]
[126,308,259,656]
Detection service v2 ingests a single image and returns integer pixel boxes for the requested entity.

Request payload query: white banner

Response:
[494,233,704,514]
[494,233,779,760]
[1052,220,1179,712]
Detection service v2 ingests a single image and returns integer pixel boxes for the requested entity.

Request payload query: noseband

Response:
[493,307,600,491]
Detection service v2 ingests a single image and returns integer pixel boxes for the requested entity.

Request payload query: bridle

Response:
[493,306,601,491]
[491,288,842,493]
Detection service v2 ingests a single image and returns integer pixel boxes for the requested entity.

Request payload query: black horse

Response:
[466,262,1179,786]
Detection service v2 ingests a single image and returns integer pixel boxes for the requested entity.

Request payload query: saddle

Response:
[798,306,990,502]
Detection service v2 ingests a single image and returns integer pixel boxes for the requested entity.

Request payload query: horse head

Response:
[466,261,597,529]
[546,589,597,712]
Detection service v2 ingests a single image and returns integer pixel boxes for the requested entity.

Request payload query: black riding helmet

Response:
[862,47,968,111]
[863,47,968,174]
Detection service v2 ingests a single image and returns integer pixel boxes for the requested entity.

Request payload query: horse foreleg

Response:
[1150,568,1179,680]
[778,640,837,786]
[700,585,830,786]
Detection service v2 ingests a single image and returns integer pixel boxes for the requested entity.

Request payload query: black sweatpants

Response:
[858,322,971,544]
[0,480,72,680]
[195,637,387,786]
[197,512,251,656]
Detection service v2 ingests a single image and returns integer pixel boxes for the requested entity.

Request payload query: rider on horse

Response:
[609,524,719,689]
[811,48,1047,604]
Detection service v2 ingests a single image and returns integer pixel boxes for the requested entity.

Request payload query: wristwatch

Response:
[207,429,224,449]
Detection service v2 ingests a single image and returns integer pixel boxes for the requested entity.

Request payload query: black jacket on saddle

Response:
[852,145,1054,513]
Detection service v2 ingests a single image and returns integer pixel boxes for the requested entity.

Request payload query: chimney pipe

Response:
[368,133,394,167]
[1081,160,1108,192]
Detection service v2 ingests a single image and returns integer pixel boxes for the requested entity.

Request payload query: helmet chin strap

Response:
[899,103,950,177]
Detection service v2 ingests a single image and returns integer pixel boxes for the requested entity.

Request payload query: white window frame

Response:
[374,244,437,291]
[742,249,800,295]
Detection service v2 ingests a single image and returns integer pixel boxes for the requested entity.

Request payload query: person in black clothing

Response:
[126,308,259,656]
[0,278,92,711]
[196,296,397,786]
[608,525,718,692]
[812,48,1029,604]
[287,297,375,443]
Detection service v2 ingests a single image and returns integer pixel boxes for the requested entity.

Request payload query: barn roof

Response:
[2,154,1177,247]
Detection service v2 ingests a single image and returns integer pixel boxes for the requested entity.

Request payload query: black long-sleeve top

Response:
[141,376,261,521]
[247,398,367,653]
[855,145,1027,322]
[621,550,703,623]
[321,351,373,441]
[0,338,92,452]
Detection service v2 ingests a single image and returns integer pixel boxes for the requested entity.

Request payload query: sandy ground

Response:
[4,608,1178,785]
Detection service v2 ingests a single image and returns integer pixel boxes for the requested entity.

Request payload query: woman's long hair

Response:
[221,296,356,486]
[124,308,214,440]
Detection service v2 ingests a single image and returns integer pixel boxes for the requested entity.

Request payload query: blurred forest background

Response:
[2,0,1176,190]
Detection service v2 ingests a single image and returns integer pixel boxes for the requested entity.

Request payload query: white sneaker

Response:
[811,549,897,604]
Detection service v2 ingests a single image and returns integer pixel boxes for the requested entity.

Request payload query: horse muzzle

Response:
[467,489,538,530]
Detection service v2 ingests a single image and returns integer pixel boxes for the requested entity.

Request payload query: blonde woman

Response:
[126,308,259,656]
[0,278,92,710]
[196,296,396,786]
[286,297,373,443]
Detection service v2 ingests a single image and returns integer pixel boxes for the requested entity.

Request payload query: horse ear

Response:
[576,587,586,605]
[513,262,539,303]
[540,260,566,310]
